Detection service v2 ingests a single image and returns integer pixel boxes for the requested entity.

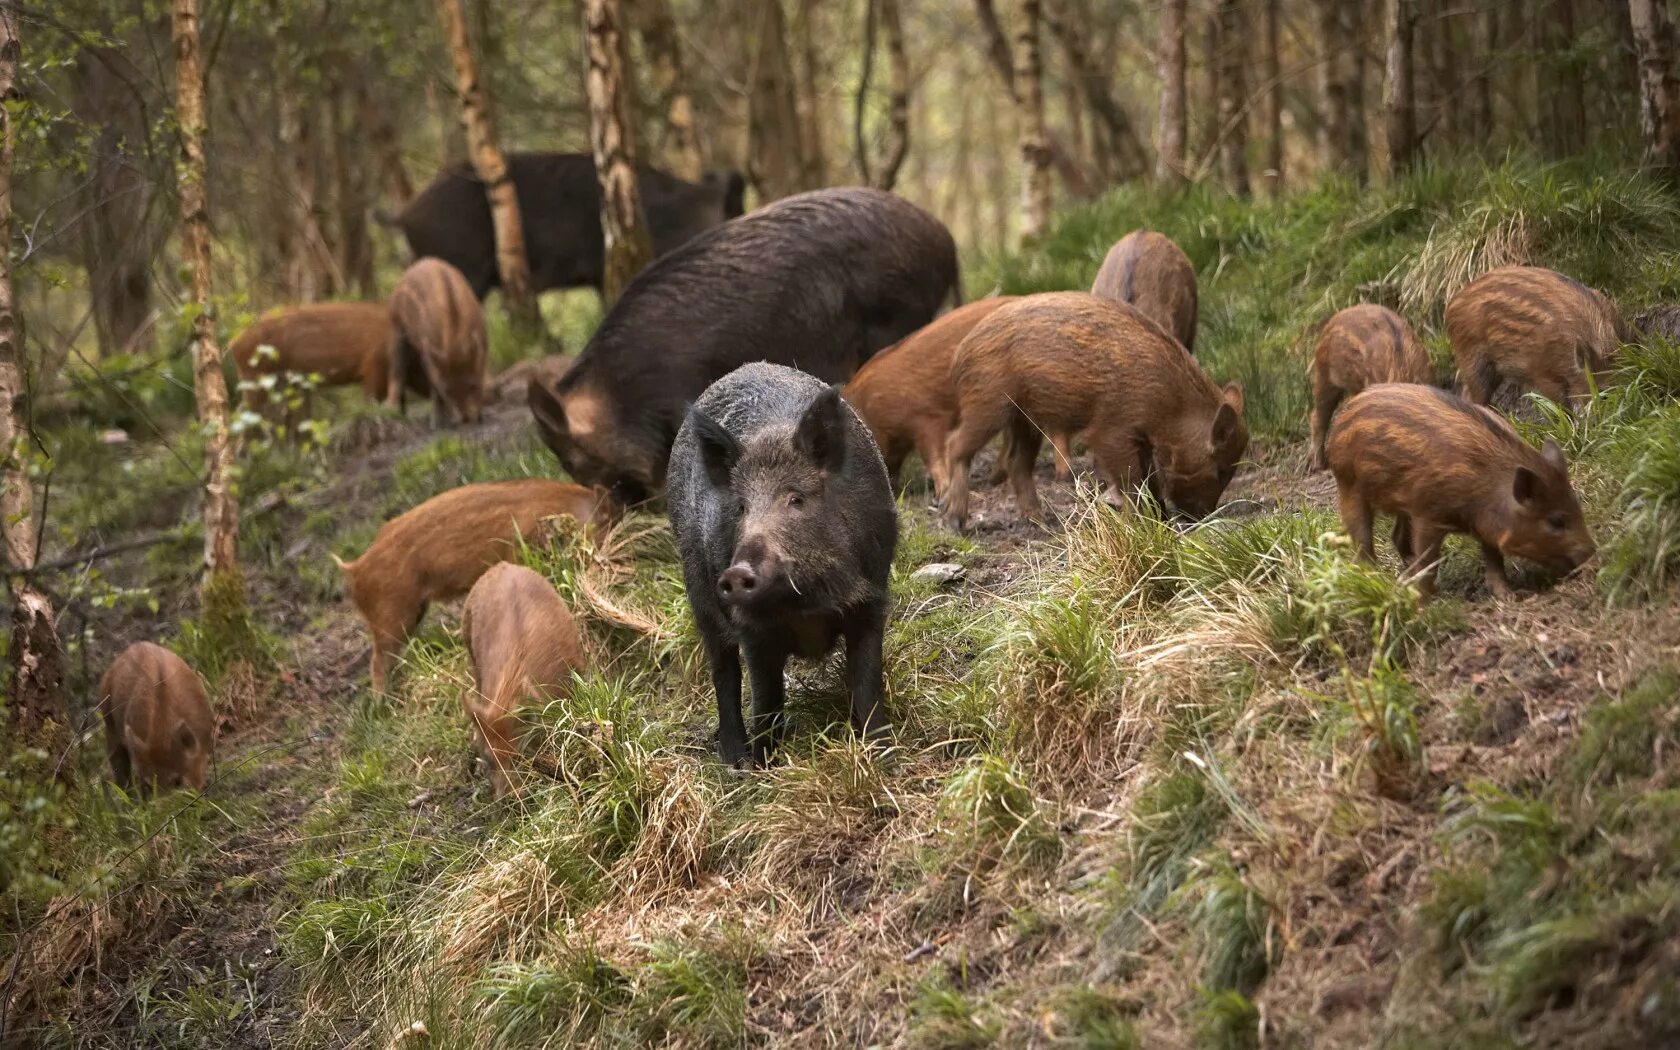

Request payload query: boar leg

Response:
[1391,515,1415,564]
[1050,433,1075,482]
[743,640,790,766]
[1310,382,1342,472]
[844,603,890,744]
[106,730,133,790]
[1406,521,1447,599]
[1338,489,1375,562]
[704,633,750,768]
[1006,419,1046,523]
[911,421,950,498]
[1478,540,1515,598]
[1087,430,1144,512]
[988,433,1014,486]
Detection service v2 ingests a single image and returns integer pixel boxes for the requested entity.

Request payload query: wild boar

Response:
[942,292,1247,529]
[668,363,898,768]
[383,153,747,298]
[387,257,488,427]
[1445,266,1628,409]
[334,479,615,693]
[1327,383,1595,598]
[99,642,214,795]
[1089,229,1198,351]
[530,187,959,503]
[461,562,585,797]
[1309,304,1433,470]
[230,302,398,414]
[1631,302,1680,342]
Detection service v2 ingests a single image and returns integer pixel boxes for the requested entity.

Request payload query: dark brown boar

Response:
[528,187,959,503]
[387,258,488,427]
[1631,303,1680,342]
[943,292,1247,529]
[230,302,395,414]
[461,562,585,797]
[99,642,214,794]
[1089,229,1198,351]
[1445,266,1628,409]
[334,480,615,693]
[1326,383,1595,598]
[1309,304,1433,470]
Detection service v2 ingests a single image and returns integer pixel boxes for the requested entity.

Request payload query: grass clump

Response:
[909,973,1003,1049]
[938,753,1062,872]
[475,944,632,1045]
[1267,534,1457,669]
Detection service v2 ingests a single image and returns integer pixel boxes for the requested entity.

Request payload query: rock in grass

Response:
[911,562,966,586]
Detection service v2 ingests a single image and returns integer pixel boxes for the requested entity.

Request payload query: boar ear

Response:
[1211,400,1240,447]
[1512,465,1543,507]
[795,387,848,472]
[177,725,198,754]
[528,379,570,457]
[1221,382,1245,415]
[1540,438,1568,473]
[688,406,741,488]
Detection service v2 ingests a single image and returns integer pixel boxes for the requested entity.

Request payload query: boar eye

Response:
[1547,513,1568,531]
[786,492,805,508]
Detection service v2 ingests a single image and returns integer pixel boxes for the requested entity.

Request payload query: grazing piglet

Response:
[1446,266,1627,409]
[99,642,214,795]
[387,257,488,427]
[943,292,1247,529]
[231,302,398,414]
[668,363,898,768]
[335,480,615,693]
[1327,383,1595,598]
[1089,229,1199,352]
[461,563,585,797]
[1309,304,1433,470]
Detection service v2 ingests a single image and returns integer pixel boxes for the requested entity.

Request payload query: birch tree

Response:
[632,0,705,181]
[584,0,655,304]
[1630,0,1680,172]
[1014,0,1052,240]
[1156,0,1187,184]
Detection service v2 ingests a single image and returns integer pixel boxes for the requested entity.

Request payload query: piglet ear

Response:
[1212,400,1239,447]
[1221,382,1245,415]
[528,379,570,459]
[1513,465,1541,506]
[689,406,741,489]
[1540,437,1567,473]
[795,387,848,473]
[177,725,198,753]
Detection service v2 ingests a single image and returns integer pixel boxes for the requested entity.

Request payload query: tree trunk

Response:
[1630,0,1680,172]
[329,76,376,299]
[1156,0,1188,184]
[361,81,415,208]
[277,82,333,301]
[747,0,810,201]
[875,0,910,190]
[1199,9,1220,173]
[1433,0,1462,147]
[1216,0,1250,195]
[632,0,705,181]
[0,4,68,756]
[1317,0,1347,173]
[1262,0,1283,194]
[1346,0,1369,179]
[172,0,246,628]
[796,0,828,185]
[1014,0,1052,240]
[1469,1,1496,143]
[584,0,655,305]
[1044,0,1149,179]
[1539,0,1586,157]
[1384,0,1418,174]
[437,0,540,335]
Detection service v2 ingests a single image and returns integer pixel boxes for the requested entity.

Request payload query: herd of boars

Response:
[105,167,1630,796]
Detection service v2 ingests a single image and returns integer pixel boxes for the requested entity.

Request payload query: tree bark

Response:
[1156,0,1188,184]
[1014,0,1052,240]
[1469,1,1496,143]
[1216,0,1250,195]
[796,0,828,185]
[876,0,909,190]
[584,0,655,305]
[329,73,376,298]
[974,0,1093,198]
[361,81,414,208]
[1630,0,1680,172]
[172,0,245,620]
[1262,0,1283,194]
[1044,0,1149,179]
[1317,0,1348,173]
[0,2,68,755]
[1345,1,1369,179]
[1198,9,1220,172]
[632,0,705,181]
[1539,0,1586,157]
[747,0,810,201]
[437,0,540,335]
[1384,0,1418,174]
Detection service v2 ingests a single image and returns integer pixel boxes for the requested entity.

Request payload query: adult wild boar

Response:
[100,642,215,795]
[1309,304,1433,470]
[943,292,1247,529]
[530,187,959,502]
[668,363,898,768]
[383,153,747,298]
[1090,229,1198,351]
[1445,266,1627,409]
[230,302,397,413]
[1328,383,1594,598]
[387,257,488,427]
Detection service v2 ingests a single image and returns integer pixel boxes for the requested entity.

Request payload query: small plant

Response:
[1342,663,1425,800]
[475,945,632,1044]
[938,753,1062,871]
[1195,987,1261,1050]
[1180,856,1280,998]
[1268,534,1453,669]
[909,973,1002,1050]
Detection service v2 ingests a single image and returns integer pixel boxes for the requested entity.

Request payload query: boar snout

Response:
[718,562,760,602]
[718,537,783,607]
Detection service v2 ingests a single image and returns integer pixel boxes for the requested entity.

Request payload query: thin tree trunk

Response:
[1539,0,1585,156]
[1317,0,1349,173]
[1469,1,1496,142]
[633,0,705,181]
[1630,0,1680,172]
[855,0,878,184]
[1044,0,1149,178]
[1435,0,1462,147]
[584,0,655,305]
[437,0,540,335]
[1199,9,1220,173]
[330,76,375,298]
[1262,0,1283,194]
[361,82,414,207]
[0,3,68,755]
[172,0,245,624]
[1346,1,1369,179]
[747,0,810,201]
[1014,0,1052,240]
[1216,0,1250,195]
[875,0,910,190]
[1384,0,1418,174]
[796,0,827,185]
[1156,0,1187,184]
[975,0,1093,198]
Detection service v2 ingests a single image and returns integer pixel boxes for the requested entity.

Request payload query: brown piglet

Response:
[461,563,585,797]
[231,302,394,415]
[1445,266,1627,410]
[1309,304,1433,470]
[1327,383,1595,598]
[388,257,488,427]
[335,480,615,693]
[99,642,214,795]
[1089,229,1198,352]
[943,292,1247,529]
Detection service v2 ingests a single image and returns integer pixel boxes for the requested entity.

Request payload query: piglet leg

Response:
[1478,540,1515,598]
